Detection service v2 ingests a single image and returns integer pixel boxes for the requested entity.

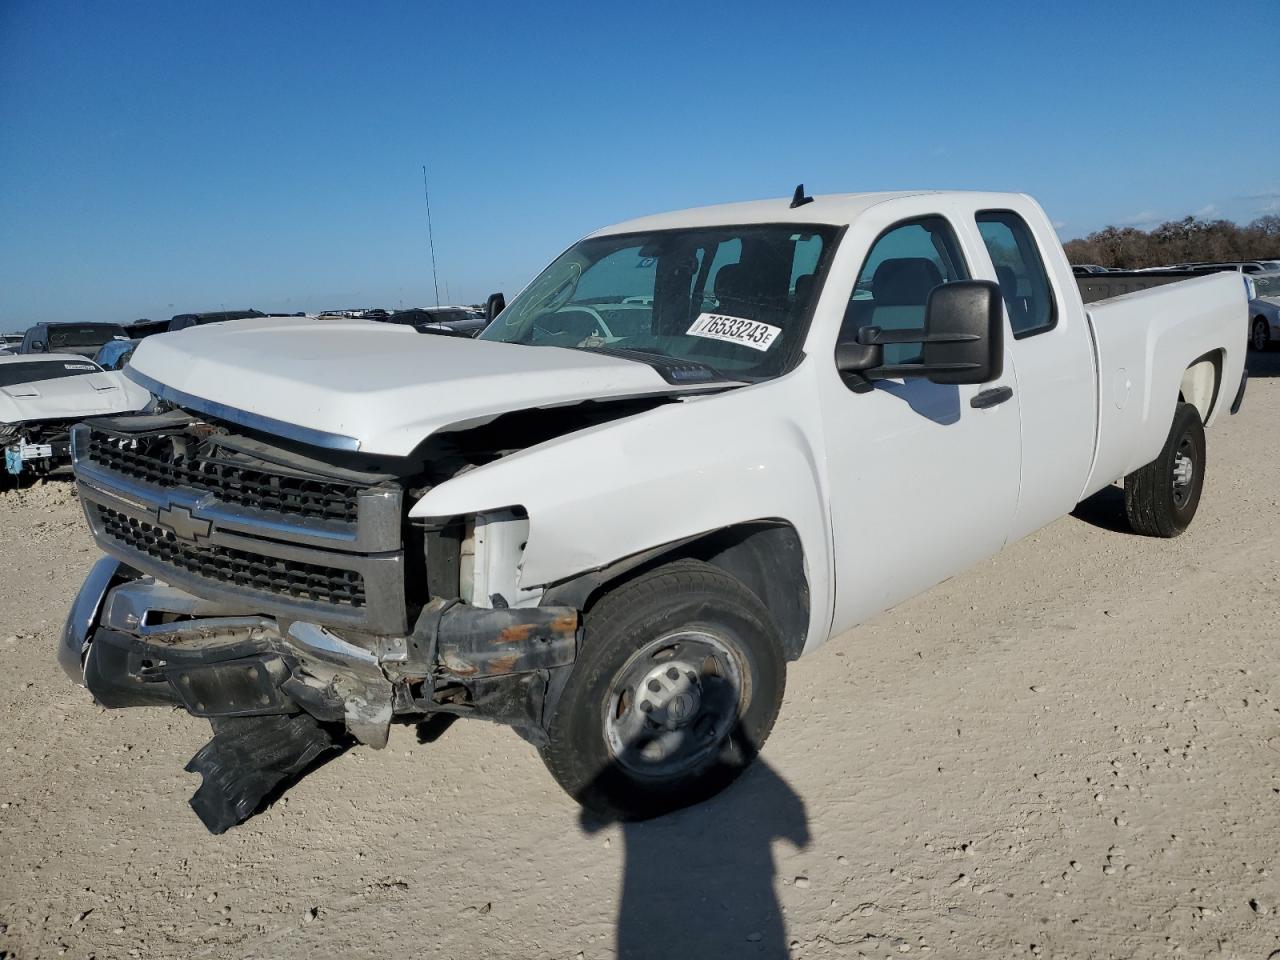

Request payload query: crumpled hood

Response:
[0,370,152,426]
[127,317,715,456]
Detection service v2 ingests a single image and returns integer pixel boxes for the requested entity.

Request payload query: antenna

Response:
[422,163,441,307]
[790,183,814,209]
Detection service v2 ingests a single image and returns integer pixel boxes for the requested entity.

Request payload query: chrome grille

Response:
[96,505,367,608]
[85,429,361,523]
[73,416,408,634]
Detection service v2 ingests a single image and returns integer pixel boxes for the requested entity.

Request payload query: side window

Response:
[842,216,969,364]
[976,210,1056,338]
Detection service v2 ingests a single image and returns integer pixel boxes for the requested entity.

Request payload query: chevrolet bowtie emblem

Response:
[155,504,211,542]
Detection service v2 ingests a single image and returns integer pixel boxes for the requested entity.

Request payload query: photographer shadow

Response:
[581,757,810,959]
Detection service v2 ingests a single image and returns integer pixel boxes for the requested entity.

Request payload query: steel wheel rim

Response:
[604,629,746,779]
[1171,433,1196,509]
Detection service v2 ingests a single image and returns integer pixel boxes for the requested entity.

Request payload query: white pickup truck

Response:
[59,190,1248,832]
[1,355,152,484]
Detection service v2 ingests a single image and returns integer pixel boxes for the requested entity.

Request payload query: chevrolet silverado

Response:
[58,190,1248,831]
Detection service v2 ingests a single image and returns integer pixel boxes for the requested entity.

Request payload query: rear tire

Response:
[1251,317,1271,352]
[1123,401,1205,537]
[539,559,786,820]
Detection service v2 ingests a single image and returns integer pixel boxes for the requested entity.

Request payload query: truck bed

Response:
[1079,271,1247,500]
[1075,270,1203,305]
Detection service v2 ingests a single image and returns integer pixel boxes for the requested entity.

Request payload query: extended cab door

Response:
[971,204,1096,541]
[815,205,1022,636]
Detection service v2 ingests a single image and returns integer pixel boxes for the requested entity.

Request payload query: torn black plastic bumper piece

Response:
[186,713,347,834]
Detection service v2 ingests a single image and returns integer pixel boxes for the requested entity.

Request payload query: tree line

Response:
[1063,214,1280,269]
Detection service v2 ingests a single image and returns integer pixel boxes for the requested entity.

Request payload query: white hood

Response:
[0,370,152,426]
[126,317,715,456]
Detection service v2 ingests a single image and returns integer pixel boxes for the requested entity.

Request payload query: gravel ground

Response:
[1,355,1278,960]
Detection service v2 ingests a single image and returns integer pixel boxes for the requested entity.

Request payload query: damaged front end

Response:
[59,404,701,833]
[61,558,578,834]
[3,419,77,480]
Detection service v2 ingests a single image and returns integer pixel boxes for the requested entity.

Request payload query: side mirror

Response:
[920,280,1003,384]
[30,340,46,352]
[485,292,506,322]
[834,280,1003,387]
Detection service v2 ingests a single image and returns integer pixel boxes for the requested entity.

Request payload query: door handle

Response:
[970,385,1014,409]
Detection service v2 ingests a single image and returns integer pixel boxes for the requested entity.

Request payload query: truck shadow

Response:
[874,379,961,425]
[580,756,810,959]
[1069,484,1135,535]
[1246,349,1280,379]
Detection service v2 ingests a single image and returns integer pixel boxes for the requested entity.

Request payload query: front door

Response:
[818,213,1022,635]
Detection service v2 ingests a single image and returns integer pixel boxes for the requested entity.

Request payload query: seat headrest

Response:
[872,258,943,306]
[713,263,747,302]
[793,273,816,304]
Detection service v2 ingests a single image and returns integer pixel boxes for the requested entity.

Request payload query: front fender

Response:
[410,369,834,654]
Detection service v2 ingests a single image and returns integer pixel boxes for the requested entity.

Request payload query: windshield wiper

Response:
[584,346,742,386]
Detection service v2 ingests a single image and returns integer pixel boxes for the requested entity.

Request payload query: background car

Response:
[93,338,140,371]
[19,322,129,358]
[386,306,488,337]
[167,309,266,332]
[1249,271,1280,351]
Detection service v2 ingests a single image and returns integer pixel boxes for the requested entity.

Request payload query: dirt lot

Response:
[1,356,1278,960]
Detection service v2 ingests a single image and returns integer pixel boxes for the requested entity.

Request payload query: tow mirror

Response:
[919,280,1003,384]
[485,292,506,322]
[834,280,1003,387]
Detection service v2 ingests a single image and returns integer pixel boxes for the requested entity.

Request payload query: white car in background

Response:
[1250,271,1280,351]
[1,354,152,483]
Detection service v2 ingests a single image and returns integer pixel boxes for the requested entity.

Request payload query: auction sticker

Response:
[686,313,780,352]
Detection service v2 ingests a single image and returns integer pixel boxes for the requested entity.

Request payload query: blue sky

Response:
[1,0,1277,330]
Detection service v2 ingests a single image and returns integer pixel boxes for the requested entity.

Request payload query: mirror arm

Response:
[865,360,985,381]
[856,325,982,347]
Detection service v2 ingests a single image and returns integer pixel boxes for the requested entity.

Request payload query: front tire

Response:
[1251,317,1271,352]
[540,559,786,820]
[1123,401,1206,537]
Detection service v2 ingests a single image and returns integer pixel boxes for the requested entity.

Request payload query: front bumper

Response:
[61,558,579,743]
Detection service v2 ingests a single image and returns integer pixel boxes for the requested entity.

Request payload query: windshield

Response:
[47,325,125,349]
[0,359,101,388]
[480,223,839,381]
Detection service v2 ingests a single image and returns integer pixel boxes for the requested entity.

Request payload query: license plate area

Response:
[167,656,294,718]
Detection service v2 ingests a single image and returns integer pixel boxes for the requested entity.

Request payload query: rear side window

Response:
[976,210,1056,338]
[842,216,970,365]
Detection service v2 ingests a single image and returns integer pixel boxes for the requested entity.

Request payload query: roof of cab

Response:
[588,190,1029,236]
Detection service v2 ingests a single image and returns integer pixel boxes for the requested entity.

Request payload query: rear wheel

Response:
[1252,317,1271,352]
[1123,401,1205,537]
[539,559,786,820]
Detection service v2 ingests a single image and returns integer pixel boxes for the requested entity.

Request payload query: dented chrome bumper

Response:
[61,559,579,747]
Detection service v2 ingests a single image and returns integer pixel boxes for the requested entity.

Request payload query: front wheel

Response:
[540,559,786,820]
[1252,317,1271,352]
[1123,401,1206,537]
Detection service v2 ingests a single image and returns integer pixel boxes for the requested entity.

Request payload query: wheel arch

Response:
[1178,349,1223,424]
[542,520,810,662]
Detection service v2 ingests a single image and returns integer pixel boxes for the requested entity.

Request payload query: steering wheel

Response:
[560,305,614,339]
